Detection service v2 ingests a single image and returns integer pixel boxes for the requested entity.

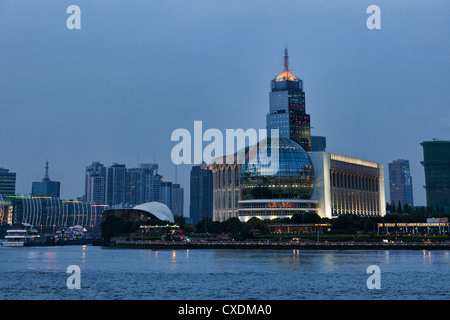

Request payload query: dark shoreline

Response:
[111,240,450,250]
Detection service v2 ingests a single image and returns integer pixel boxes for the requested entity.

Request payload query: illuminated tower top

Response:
[275,48,300,82]
[267,48,311,151]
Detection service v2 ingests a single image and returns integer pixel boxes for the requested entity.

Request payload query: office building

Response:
[388,159,414,207]
[311,136,326,152]
[211,50,386,221]
[159,181,172,210]
[171,183,184,217]
[190,163,213,223]
[266,48,311,151]
[0,168,16,197]
[31,161,61,198]
[421,140,450,213]
[106,163,127,206]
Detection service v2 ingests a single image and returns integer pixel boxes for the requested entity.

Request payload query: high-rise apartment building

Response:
[266,48,311,151]
[388,159,414,207]
[84,162,182,211]
[85,162,107,205]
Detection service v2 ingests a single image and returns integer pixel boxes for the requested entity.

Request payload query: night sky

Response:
[1,0,449,214]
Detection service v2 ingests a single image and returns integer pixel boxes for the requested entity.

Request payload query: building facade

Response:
[211,162,241,222]
[421,140,450,213]
[11,197,103,229]
[309,152,386,218]
[388,159,414,207]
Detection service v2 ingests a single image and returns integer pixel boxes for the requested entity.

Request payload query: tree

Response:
[246,217,267,233]
[397,201,403,214]
[174,215,186,226]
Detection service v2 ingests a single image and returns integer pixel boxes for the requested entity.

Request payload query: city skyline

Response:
[1,1,449,211]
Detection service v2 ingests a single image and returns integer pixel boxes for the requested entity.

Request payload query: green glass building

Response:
[421,140,450,213]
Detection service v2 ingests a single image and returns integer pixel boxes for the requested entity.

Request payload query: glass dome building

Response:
[240,137,315,200]
[238,137,319,221]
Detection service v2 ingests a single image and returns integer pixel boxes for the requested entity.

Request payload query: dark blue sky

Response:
[1,0,449,214]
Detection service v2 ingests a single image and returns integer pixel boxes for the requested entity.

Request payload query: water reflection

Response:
[27,249,58,270]
[81,245,87,264]
[422,250,431,264]
[2,246,449,300]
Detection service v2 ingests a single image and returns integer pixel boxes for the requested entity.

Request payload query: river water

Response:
[0,245,448,300]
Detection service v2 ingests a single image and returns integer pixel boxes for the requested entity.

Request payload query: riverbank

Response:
[111,240,450,250]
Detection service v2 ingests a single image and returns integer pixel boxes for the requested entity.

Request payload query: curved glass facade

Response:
[240,137,315,200]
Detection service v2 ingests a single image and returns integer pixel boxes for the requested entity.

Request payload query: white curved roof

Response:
[133,202,174,223]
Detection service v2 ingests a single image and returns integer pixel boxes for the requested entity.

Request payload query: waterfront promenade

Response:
[112,240,450,250]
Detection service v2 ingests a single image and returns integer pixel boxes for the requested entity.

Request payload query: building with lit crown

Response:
[266,48,311,151]
[211,49,386,222]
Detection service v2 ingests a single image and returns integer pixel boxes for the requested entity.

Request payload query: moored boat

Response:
[1,223,41,247]
[55,225,93,245]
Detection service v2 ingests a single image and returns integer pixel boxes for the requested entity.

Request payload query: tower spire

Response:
[283,47,289,71]
[42,160,50,182]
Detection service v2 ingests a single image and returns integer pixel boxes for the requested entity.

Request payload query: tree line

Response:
[101,204,450,243]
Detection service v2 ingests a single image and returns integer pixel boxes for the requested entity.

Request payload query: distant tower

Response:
[32,161,61,198]
[388,159,414,207]
[266,48,312,151]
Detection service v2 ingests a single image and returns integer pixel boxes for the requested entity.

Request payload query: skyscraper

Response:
[31,161,61,198]
[190,163,213,224]
[171,183,184,217]
[85,162,107,205]
[0,168,16,198]
[266,48,311,151]
[160,181,173,210]
[421,140,450,213]
[388,159,414,207]
[106,163,127,206]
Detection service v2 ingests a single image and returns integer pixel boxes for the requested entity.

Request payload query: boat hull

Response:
[1,241,25,247]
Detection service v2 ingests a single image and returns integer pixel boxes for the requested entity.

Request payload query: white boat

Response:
[1,223,41,247]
